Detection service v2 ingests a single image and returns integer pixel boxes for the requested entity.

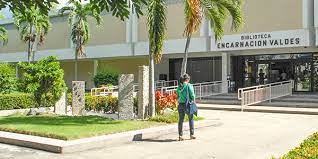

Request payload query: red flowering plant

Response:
[155,90,178,115]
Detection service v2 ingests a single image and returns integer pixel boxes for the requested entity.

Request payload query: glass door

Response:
[314,55,318,92]
[256,63,269,85]
[294,61,312,92]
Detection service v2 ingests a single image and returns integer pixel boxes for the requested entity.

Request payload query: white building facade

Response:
[0,0,318,92]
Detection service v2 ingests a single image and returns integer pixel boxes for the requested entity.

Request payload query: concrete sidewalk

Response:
[1,109,318,159]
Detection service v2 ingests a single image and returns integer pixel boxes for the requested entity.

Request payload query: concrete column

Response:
[222,52,228,93]
[118,74,134,120]
[93,60,98,76]
[72,81,86,116]
[125,5,137,55]
[137,66,149,119]
[54,92,67,115]
[125,3,138,43]
[15,64,19,78]
[200,16,209,37]
[126,13,133,43]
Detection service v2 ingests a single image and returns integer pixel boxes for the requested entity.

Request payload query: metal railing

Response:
[238,80,294,111]
[156,80,178,89]
[91,86,119,96]
[133,80,179,92]
[160,80,230,99]
[193,81,230,99]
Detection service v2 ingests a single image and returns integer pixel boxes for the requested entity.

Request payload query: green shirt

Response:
[176,83,195,103]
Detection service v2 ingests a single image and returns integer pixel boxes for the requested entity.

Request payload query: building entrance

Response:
[232,53,318,92]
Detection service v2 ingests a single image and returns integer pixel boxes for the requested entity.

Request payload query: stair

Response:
[198,93,318,108]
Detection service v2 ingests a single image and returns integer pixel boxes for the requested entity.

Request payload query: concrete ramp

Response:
[198,93,318,108]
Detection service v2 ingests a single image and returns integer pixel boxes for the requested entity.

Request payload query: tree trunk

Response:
[75,50,78,81]
[27,26,33,64]
[181,36,191,75]
[149,51,155,117]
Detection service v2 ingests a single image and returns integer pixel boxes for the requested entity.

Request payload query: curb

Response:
[0,119,218,153]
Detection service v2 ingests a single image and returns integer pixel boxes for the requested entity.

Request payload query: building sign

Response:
[211,29,310,51]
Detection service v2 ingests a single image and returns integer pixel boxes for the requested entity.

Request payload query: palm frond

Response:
[184,0,202,37]
[59,1,102,58]
[147,0,167,64]
[201,0,243,40]
[0,26,8,45]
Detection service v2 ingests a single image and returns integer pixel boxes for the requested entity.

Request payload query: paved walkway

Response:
[1,109,318,159]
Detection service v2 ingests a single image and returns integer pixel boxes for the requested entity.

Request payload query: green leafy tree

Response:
[59,0,102,80]
[18,56,66,107]
[147,0,167,117]
[180,0,243,75]
[0,0,58,16]
[90,0,147,20]
[0,14,8,45]
[13,6,51,63]
[0,63,16,93]
[93,68,119,87]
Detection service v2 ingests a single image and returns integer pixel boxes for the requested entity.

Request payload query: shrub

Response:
[155,91,178,115]
[85,95,118,113]
[67,93,138,114]
[276,132,318,159]
[0,93,38,110]
[18,56,66,107]
[93,68,119,87]
[67,93,119,113]
[0,63,17,93]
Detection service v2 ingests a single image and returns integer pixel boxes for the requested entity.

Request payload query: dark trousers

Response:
[178,103,194,136]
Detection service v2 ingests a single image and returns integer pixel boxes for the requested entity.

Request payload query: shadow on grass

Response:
[0,115,123,126]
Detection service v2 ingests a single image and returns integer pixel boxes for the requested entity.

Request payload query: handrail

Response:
[91,86,118,96]
[160,80,230,99]
[239,80,294,111]
[238,80,294,100]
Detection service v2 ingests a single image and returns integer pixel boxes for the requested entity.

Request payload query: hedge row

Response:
[67,93,138,113]
[0,93,56,111]
[0,93,37,110]
[0,93,137,113]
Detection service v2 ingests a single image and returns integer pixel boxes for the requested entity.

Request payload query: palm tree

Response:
[13,6,51,63]
[0,13,8,45]
[147,0,167,117]
[180,0,243,75]
[59,0,101,80]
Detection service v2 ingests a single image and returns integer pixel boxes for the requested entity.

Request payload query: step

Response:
[257,101,318,108]
[198,99,240,105]
[198,104,318,115]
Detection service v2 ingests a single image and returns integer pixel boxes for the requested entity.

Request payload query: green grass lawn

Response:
[149,112,204,123]
[272,132,318,159]
[0,115,164,140]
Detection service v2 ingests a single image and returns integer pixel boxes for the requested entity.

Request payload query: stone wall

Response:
[72,81,86,116]
[137,66,149,119]
[118,74,134,120]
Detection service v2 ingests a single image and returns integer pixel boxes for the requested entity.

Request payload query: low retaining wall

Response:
[0,120,219,153]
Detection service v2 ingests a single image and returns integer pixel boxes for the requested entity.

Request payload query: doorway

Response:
[270,61,292,83]
[294,61,312,92]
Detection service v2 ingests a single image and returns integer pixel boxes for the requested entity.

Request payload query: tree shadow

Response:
[132,134,178,143]
[137,139,178,143]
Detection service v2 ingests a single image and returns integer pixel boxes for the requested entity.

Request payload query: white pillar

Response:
[222,52,228,93]
[93,60,98,76]
[15,64,19,78]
